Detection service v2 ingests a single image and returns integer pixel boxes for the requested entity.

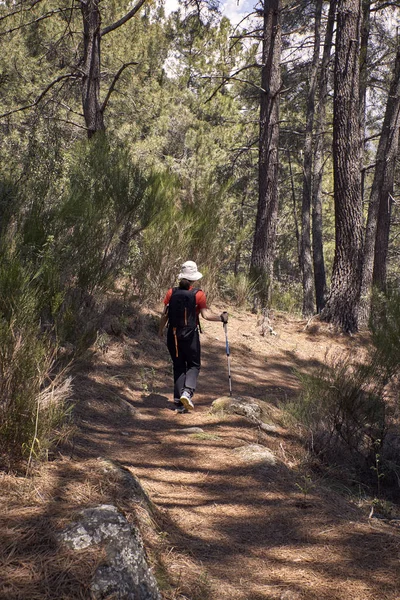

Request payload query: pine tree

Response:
[321,0,364,332]
[250,0,282,309]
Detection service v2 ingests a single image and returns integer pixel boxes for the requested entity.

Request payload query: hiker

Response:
[159,260,228,413]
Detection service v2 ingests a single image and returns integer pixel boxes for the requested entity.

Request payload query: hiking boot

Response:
[173,399,187,413]
[180,389,194,411]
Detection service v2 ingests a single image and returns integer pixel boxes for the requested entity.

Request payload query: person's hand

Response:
[220,311,228,324]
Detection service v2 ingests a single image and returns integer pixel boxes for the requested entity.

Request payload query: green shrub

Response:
[56,136,169,294]
[271,279,302,314]
[369,289,400,382]
[224,272,257,308]
[129,189,192,300]
[284,289,400,493]
[289,354,387,473]
[132,176,232,303]
[0,255,70,467]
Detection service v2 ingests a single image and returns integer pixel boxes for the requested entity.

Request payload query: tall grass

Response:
[0,135,171,467]
[288,292,400,491]
[224,272,258,308]
[131,176,233,303]
[369,289,400,382]
[0,255,71,467]
[290,355,386,468]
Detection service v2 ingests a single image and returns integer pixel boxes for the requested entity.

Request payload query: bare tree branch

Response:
[100,62,138,114]
[0,7,79,37]
[229,10,261,36]
[0,73,80,120]
[230,28,263,39]
[0,0,46,23]
[205,75,266,103]
[51,116,88,130]
[50,98,84,118]
[203,64,262,103]
[101,0,147,37]
[229,28,263,52]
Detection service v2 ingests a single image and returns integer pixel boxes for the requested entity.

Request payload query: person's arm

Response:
[200,308,228,323]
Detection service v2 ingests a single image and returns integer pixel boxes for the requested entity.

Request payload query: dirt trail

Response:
[68,309,400,600]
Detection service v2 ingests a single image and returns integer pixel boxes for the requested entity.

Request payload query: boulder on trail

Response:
[210,395,262,422]
[178,427,205,434]
[234,443,277,466]
[59,504,161,600]
[210,396,281,434]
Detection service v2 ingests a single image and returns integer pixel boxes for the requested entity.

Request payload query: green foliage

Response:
[0,253,69,466]
[56,136,168,293]
[132,174,233,302]
[369,289,400,382]
[224,272,257,308]
[289,354,387,474]
[271,279,302,314]
[0,179,19,238]
[0,134,170,465]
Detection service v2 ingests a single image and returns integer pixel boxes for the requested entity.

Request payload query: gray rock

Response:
[210,396,261,422]
[178,427,205,434]
[99,460,156,518]
[229,397,262,421]
[234,444,277,466]
[59,504,161,600]
[259,422,279,434]
[210,397,281,435]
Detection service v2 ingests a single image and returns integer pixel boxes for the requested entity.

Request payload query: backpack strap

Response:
[194,289,202,333]
[172,327,179,357]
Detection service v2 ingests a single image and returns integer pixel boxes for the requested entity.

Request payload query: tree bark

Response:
[81,0,105,138]
[300,0,322,317]
[312,0,336,313]
[359,0,371,200]
[359,43,400,321]
[250,0,281,309]
[287,148,301,270]
[321,0,363,333]
[372,46,400,291]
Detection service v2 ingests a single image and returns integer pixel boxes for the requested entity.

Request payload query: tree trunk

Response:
[234,188,247,276]
[287,148,301,270]
[321,0,363,333]
[250,0,282,309]
[359,0,371,200]
[300,0,322,317]
[312,0,336,313]
[359,44,400,321]
[372,194,394,292]
[372,42,400,292]
[81,0,105,138]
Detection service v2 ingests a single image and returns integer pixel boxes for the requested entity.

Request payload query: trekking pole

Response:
[223,322,232,396]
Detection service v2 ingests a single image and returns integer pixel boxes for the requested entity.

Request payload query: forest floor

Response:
[1,303,400,600]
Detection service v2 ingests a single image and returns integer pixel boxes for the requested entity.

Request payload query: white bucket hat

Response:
[178,260,203,281]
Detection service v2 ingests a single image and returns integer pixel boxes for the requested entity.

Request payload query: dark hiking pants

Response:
[167,328,201,401]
